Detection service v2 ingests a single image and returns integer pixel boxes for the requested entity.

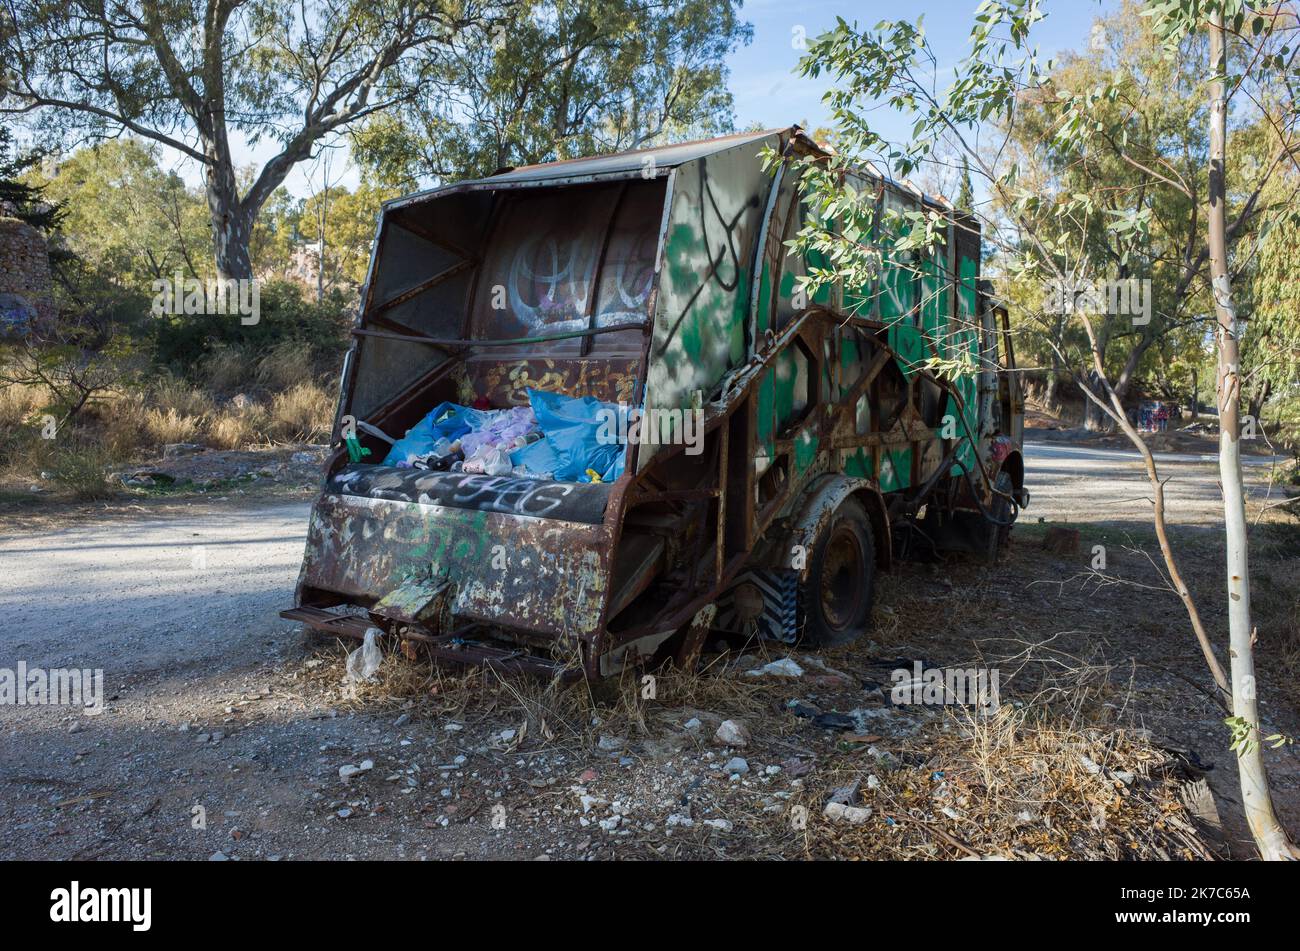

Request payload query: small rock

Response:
[209,851,229,861]
[714,719,750,747]
[703,818,732,832]
[338,760,374,781]
[597,735,626,752]
[393,714,410,728]
[724,757,749,775]
[823,802,873,823]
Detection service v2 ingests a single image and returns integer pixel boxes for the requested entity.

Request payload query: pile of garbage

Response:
[383,388,629,484]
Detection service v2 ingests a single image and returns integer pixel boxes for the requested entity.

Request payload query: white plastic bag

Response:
[345,627,383,683]
[482,447,513,475]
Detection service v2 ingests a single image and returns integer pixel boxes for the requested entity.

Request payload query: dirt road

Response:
[1,438,1295,859]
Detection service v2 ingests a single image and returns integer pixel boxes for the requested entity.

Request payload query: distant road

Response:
[1023,436,1289,527]
[1026,438,1289,467]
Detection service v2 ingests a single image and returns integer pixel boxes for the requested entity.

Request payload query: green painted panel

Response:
[879,447,911,492]
[642,136,778,468]
[843,448,871,478]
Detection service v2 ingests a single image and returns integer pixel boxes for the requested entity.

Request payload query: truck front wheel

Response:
[802,498,876,647]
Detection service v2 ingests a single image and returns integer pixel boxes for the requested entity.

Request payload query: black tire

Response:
[802,498,876,647]
[958,470,1015,564]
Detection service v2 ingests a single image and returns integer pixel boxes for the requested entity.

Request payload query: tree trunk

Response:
[1043,372,1059,415]
[204,147,254,282]
[1207,11,1297,861]
[1083,373,1113,431]
[1190,368,1199,421]
[1247,377,1271,427]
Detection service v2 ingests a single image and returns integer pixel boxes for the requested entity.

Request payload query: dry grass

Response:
[277,521,1248,864]
[1,354,335,480]
[267,382,333,442]
[0,381,46,429]
[287,618,1217,862]
[207,403,271,450]
[257,342,316,392]
[143,406,203,445]
[756,708,1213,861]
[151,376,216,419]
[203,344,256,393]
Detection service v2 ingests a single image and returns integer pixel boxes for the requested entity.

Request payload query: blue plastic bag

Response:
[383,402,481,466]
[527,388,627,482]
[510,434,562,476]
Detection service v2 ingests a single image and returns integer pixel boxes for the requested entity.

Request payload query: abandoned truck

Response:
[282,126,1027,680]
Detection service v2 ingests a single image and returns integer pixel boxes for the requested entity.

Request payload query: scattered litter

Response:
[344,628,383,684]
[745,658,804,678]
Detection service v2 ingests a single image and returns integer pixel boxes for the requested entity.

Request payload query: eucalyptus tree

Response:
[790,0,1298,858]
[0,0,492,280]
[350,0,750,187]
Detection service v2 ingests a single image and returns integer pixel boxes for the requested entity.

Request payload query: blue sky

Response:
[728,0,1117,141]
[195,0,1120,199]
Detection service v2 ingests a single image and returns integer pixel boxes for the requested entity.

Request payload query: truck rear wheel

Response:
[802,498,876,647]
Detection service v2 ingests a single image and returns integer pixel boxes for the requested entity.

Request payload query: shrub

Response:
[152,279,352,380]
[47,442,114,500]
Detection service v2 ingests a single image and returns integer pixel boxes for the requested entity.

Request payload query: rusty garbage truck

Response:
[282,126,1027,680]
